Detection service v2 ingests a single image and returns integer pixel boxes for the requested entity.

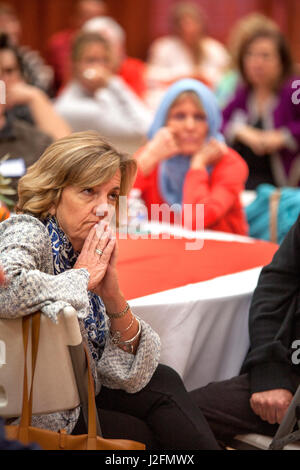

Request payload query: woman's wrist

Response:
[190,152,207,170]
[138,143,161,176]
[24,85,44,105]
[103,292,127,316]
[109,308,141,354]
[235,125,256,144]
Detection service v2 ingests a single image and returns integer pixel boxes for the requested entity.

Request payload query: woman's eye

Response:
[108,192,119,202]
[172,112,186,120]
[82,188,94,195]
[195,114,206,121]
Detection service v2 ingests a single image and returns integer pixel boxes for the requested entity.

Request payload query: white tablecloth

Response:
[130,266,262,391]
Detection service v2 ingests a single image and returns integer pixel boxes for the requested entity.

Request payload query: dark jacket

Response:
[241,215,300,394]
[0,116,52,204]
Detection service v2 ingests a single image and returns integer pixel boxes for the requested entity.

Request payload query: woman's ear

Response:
[48,204,56,216]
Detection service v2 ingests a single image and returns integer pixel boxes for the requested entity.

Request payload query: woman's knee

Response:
[146,364,186,394]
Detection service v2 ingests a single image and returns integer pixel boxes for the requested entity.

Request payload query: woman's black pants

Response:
[72,364,220,450]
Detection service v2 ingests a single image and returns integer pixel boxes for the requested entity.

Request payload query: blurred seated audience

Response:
[0,162,14,219]
[0,98,52,205]
[46,0,107,94]
[147,2,229,90]
[133,78,248,235]
[54,32,152,153]
[83,16,147,99]
[0,34,71,140]
[0,2,53,96]
[216,13,279,109]
[222,27,300,190]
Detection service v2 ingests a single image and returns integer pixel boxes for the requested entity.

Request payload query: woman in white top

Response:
[55,32,152,154]
[147,2,229,89]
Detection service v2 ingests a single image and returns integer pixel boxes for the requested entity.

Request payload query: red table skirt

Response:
[116,236,278,300]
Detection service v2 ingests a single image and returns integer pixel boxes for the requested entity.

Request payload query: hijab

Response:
[148,78,224,206]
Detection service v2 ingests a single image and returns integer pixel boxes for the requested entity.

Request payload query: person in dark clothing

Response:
[189,215,300,442]
[0,33,71,141]
[222,27,300,189]
[0,105,52,205]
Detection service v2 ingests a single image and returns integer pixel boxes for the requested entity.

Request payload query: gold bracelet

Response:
[110,314,135,345]
[106,302,130,319]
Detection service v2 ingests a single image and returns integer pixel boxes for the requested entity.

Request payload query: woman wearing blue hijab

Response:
[134,78,248,235]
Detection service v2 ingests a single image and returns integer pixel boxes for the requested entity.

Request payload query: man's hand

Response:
[250,389,293,424]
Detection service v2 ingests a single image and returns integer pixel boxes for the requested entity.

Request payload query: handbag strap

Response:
[19,313,99,448]
[83,343,98,449]
[18,314,40,441]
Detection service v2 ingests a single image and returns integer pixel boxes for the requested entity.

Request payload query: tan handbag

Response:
[5,314,145,450]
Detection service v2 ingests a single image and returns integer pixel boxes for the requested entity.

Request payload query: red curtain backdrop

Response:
[1,0,300,63]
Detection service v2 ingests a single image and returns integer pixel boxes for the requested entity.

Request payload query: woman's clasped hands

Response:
[191,138,228,170]
[74,220,120,300]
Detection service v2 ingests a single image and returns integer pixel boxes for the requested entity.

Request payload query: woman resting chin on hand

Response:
[0,131,220,451]
[133,78,249,236]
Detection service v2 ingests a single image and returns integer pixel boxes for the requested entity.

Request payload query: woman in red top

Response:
[134,78,249,235]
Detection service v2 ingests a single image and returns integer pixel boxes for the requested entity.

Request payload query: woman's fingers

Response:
[99,238,116,265]
[108,238,118,267]
[80,221,111,258]
[81,224,99,255]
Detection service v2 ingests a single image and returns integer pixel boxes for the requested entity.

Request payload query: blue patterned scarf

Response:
[148,78,225,206]
[44,215,106,361]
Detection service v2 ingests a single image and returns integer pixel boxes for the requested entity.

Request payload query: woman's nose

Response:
[184,116,196,130]
[94,200,109,219]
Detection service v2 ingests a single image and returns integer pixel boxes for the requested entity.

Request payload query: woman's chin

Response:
[179,144,201,156]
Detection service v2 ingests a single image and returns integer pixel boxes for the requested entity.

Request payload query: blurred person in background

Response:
[47,0,107,94]
[0,2,53,96]
[54,32,152,154]
[147,2,229,90]
[82,16,147,99]
[0,34,71,141]
[133,78,248,235]
[222,27,300,190]
[0,95,52,206]
[216,13,280,109]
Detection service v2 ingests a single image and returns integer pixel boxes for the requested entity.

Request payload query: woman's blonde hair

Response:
[17,131,137,220]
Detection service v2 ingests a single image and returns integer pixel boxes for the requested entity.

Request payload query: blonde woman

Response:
[0,131,220,450]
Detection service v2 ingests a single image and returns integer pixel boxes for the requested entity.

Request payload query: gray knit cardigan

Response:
[0,214,161,433]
